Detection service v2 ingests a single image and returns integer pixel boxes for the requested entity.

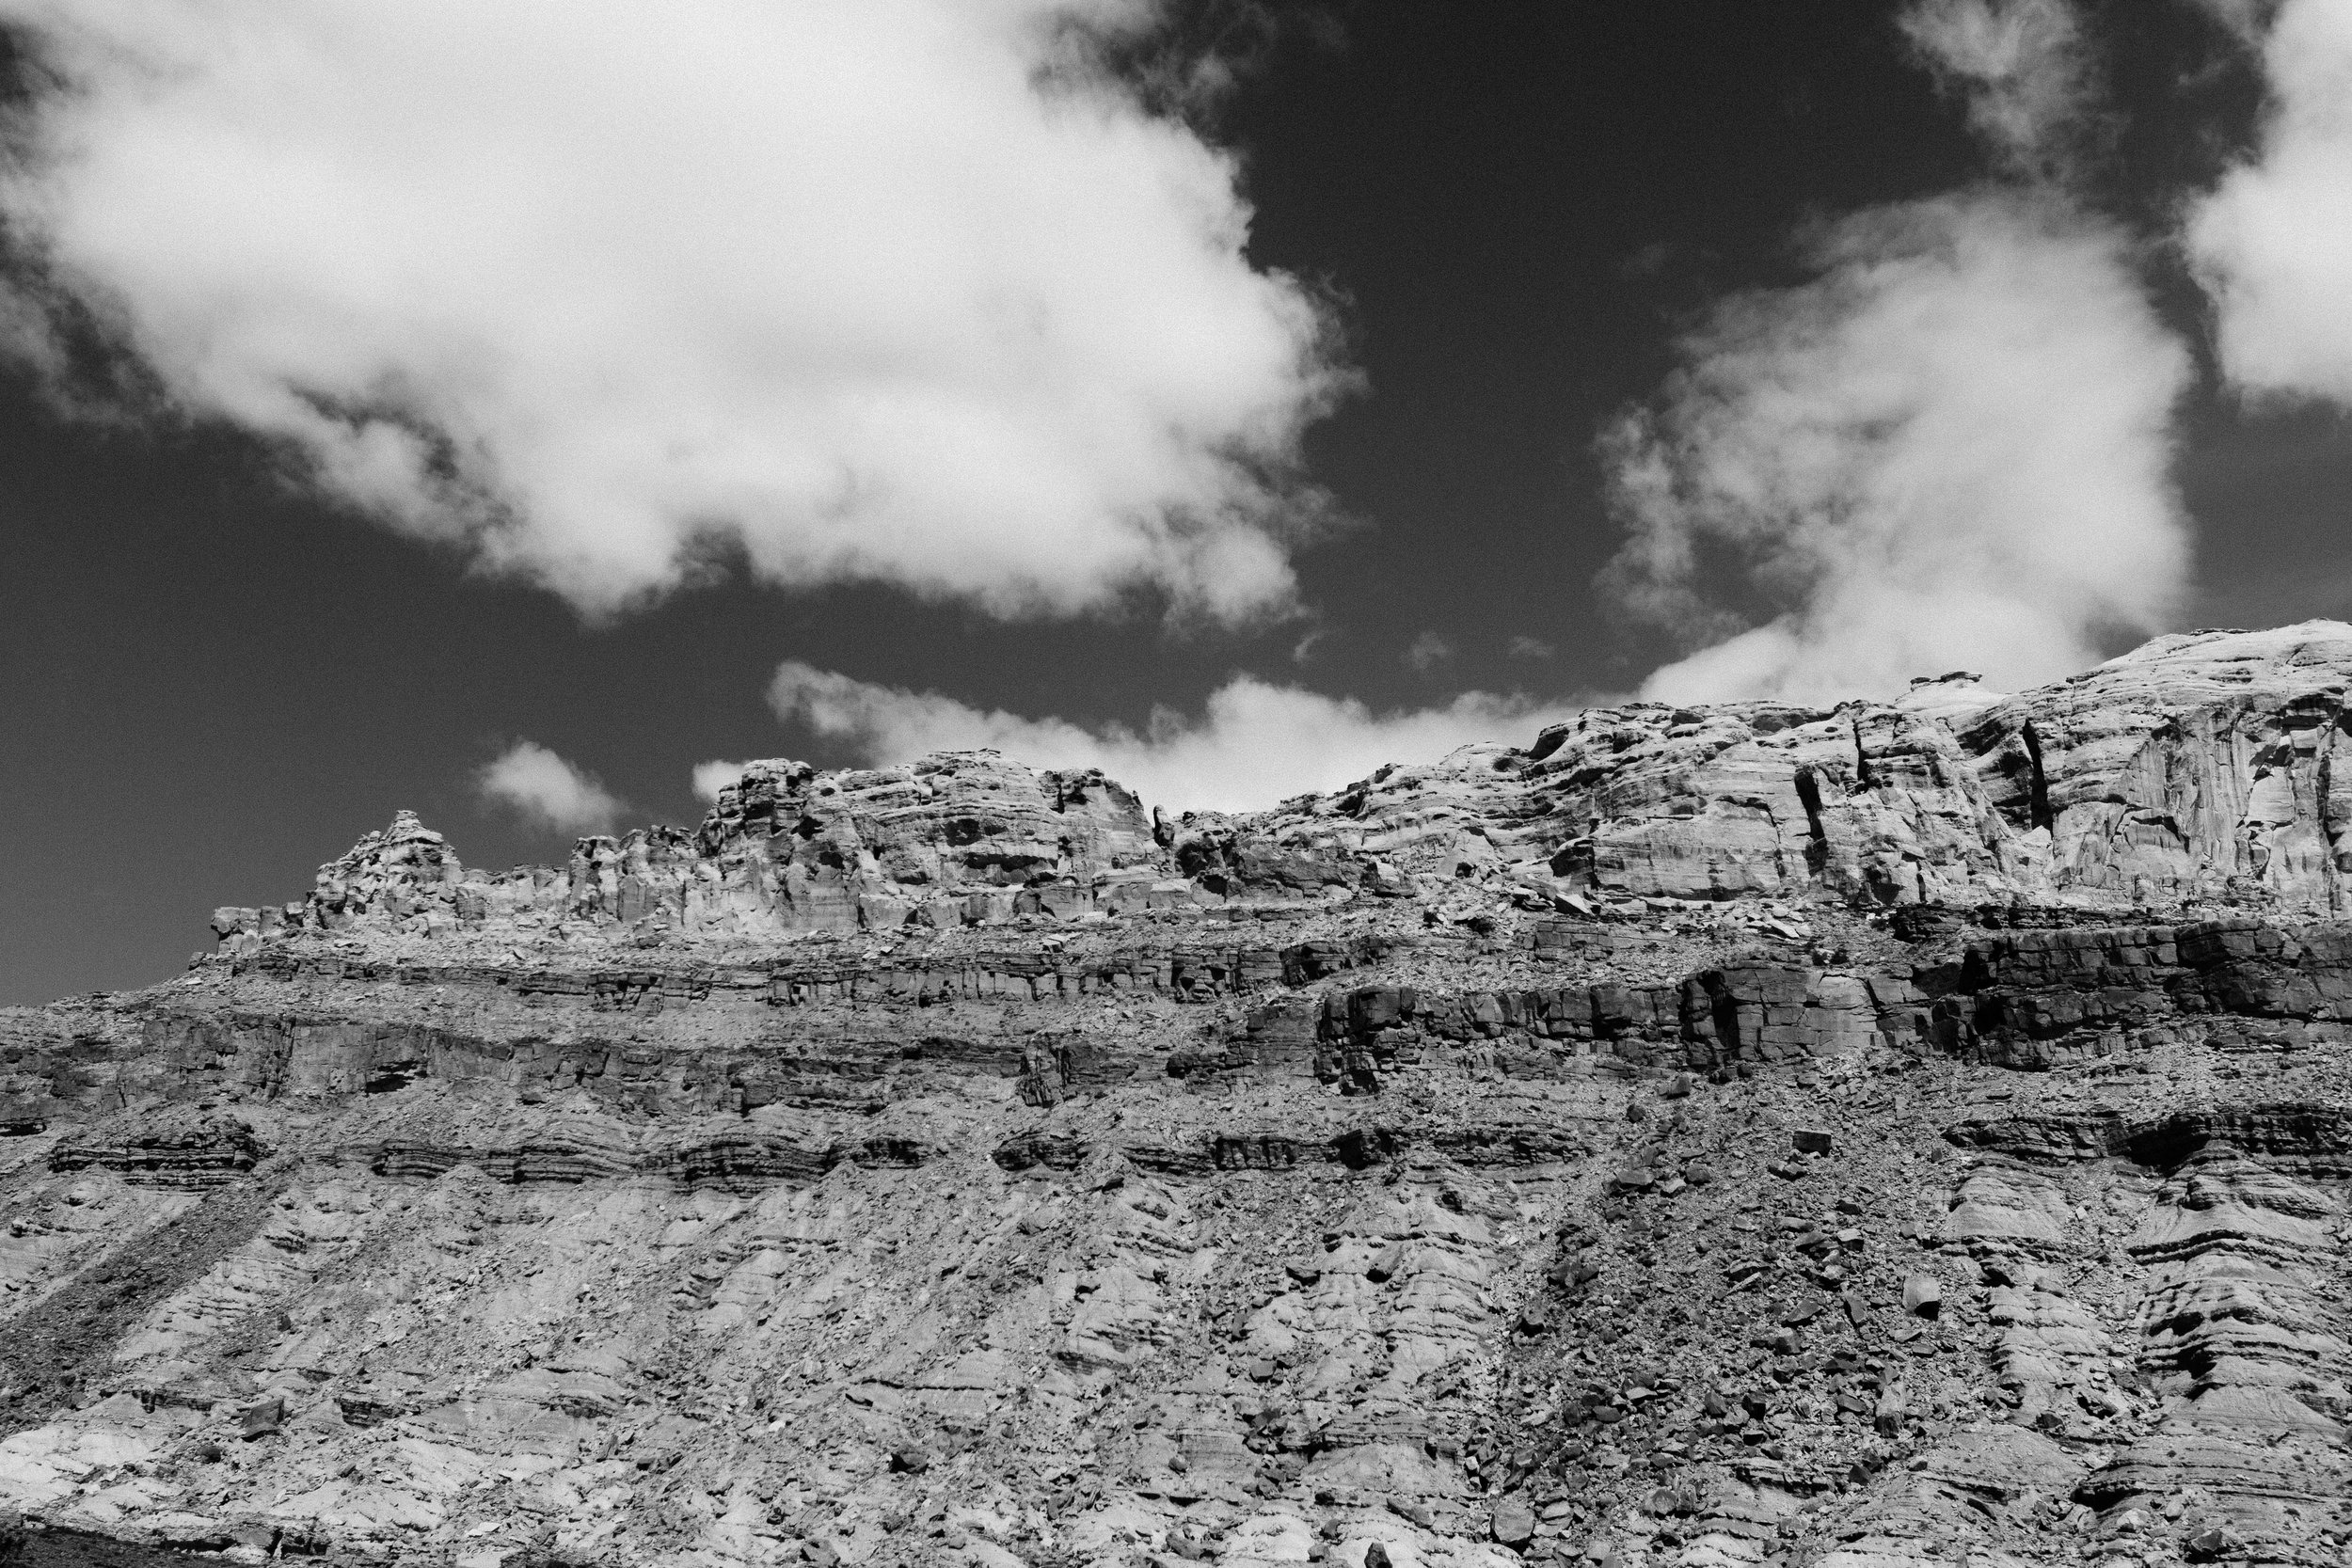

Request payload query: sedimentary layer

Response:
[4,624,2350,1567]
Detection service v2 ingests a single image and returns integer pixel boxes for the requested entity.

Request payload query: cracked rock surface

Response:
[3,624,2351,1566]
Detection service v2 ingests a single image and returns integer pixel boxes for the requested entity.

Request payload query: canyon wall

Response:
[3,625,2349,1567]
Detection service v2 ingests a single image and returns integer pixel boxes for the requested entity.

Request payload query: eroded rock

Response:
[12,626,2352,1567]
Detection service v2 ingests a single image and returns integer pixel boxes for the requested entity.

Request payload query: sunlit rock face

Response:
[1231,620,2352,913]
[206,623,2352,964]
[1958,622,2352,907]
[209,752,1168,957]
[12,626,2352,1568]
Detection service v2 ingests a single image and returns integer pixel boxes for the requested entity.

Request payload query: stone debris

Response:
[3,623,2352,1565]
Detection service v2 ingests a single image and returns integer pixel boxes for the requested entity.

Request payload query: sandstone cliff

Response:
[2,625,2348,1568]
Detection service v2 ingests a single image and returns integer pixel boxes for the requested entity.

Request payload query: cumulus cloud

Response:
[1599,1,2190,705]
[691,761,750,806]
[2188,0,2282,47]
[2187,0,2352,405]
[478,741,626,835]
[755,661,1578,814]
[0,1,1346,622]
[1507,635,1556,660]
[1899,0,2098,180]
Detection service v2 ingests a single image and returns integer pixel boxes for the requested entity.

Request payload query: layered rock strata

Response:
[3,625,2351,1567]
[1233,621,2352,911]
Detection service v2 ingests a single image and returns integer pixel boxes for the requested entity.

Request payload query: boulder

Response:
[240,1395,285,1438]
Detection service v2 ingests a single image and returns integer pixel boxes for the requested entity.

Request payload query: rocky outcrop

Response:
[204,625,2352,975]
[47,1110,269,1189]
[2081,1144,2351,1556]
[14,625,2352,1567]
[1963,622,2352,907]
[1223,620,2352,913]
[211,752,1171,955]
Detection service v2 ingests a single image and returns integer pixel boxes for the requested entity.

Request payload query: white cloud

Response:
[760,661,1579,814]
[1600,2,2190,706]
[1602,193,2189,705]
[1899,0,2096,181]
[2187,0,2352,405]
[691,761,750,805]
[479,741,625,836]
[1507,635,1556,660]
[1402,631,1454,672]
[2188,0,2281,47]
[0,1,1346,623]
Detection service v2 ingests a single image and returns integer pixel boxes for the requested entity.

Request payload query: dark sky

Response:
[1,0,2333,1003]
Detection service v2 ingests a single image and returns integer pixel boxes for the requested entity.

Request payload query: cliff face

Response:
[208,624,2352,964]
[1232,620,2352,912]
[3,626,2350,1568]
[220,753,1166,955]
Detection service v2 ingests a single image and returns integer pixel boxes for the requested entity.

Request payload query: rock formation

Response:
[2,623,2349,1566]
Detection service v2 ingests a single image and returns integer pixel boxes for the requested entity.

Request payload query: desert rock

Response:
[6,626,2352,1565]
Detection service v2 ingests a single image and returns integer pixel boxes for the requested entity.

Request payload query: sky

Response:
[5,0,2352,1002]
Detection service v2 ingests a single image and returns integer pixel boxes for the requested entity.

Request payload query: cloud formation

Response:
[743,661,1577,814]
[1899,0,2097,180]
[1402,631,1454,672]
[2188,0,2352,405]
[0,1,1345,622]
[691,761,751,807]
[478,741,625,835]
[1598,1,2189,705]
[2188,0,2282,47]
